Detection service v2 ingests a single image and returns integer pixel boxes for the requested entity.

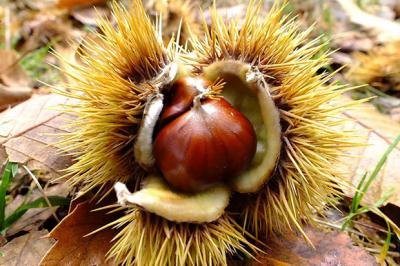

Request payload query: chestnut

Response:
[160,77,209,124]
[154,78,257,192]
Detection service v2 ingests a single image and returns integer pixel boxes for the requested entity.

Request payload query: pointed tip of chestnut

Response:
[160,77,211,125]
[154,77,257,192]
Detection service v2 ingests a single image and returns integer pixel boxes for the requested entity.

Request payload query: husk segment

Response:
[114,175,231,223]
[203,61,282,193]
[346,41,400,92]
[188,0,360,238]
[56,0,175,195]
[107,209,259,266]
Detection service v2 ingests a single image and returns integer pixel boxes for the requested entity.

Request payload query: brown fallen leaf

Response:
[0,230,56,266]
[71,6,111,26]
[336,0,400,42]
[0,94,73,178]
[342,102,400,207]
[390,107,400,123]
[56,0,106,9]
[253,226,378,266]
[17,14,74,54]
[0,85,32,111]
[332,31,374,52]
[0,50,31,87]
[40,200,118,266]
[0,50,33,109]
[23,0,59,10]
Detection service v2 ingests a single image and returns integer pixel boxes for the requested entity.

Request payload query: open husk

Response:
[55,0,361,265]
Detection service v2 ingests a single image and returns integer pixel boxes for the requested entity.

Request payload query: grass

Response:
[19,39,63,85]
[356,0,380,9]
[0,162,70,235]
[20,42,54,81]
[342,133,400,261]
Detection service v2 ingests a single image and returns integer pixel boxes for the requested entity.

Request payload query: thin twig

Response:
[314,218,364,236]
[23,166,60,222]
[351,219,389,235]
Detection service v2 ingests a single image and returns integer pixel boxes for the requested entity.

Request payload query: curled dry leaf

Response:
[253,225,378,266]
[71,6,111,27]
[55,0,106,9]
[0,230,55,266]
[40,200,118,266]
[0,50,31,88]
[342,102,400,207]
[0,85,32,111]
[336,0,400,42]
[0,50,33,109]
[0,94,73,178]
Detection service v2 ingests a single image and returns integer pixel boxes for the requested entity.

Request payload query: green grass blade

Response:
[351,172,368,213]
[379,224,391,263]
[3,196,70,230]
[0,162,18,230]
[358,134,400,205]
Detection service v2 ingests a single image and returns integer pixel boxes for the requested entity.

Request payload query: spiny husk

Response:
[188,0,360,238]
[346,41,400,92]
[57,0,362,265]
[56,1,172,195]
[107,208,259,266]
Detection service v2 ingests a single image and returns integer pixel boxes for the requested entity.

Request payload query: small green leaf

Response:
[10,163,18,177]
[3,196,70,230]
[0,162,18,230]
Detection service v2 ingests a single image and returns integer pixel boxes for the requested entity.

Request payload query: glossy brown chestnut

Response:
[160,77,210,124]
[154,92,257,192]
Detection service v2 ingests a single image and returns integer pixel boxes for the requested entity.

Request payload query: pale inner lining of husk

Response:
[203,60,282,193]
[114,175,231,223]
[133,62,178,169]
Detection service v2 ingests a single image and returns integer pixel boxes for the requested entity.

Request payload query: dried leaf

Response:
[343,102,400,207]
[22,0,58,10]
[17,14,73,54]
[332,31,374,52]
[0,50,31,87]
[71,6,111,26]
[0,85,32,111]
[336,0,400,42]
[390,107,400,123]
[0,50,33,109]
[0,230,55,266]
[56,0,106,9]
[253,226,378,266]
[0,94,73,178]
[40,200,118,266]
